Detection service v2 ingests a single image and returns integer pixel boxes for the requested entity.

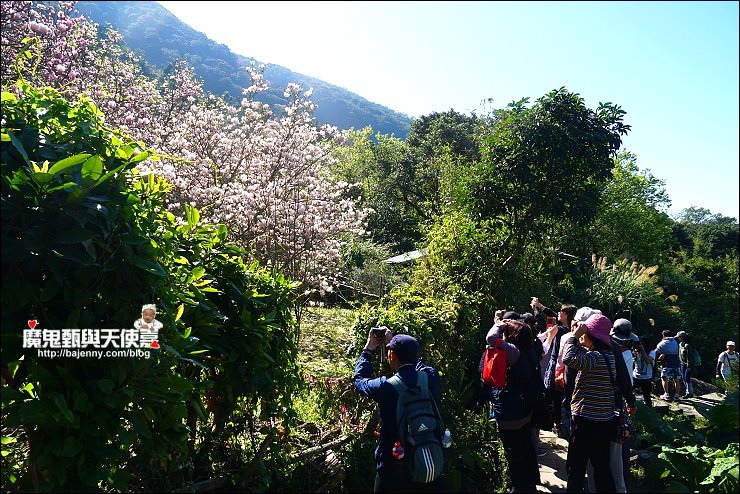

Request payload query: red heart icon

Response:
[28,320,38,329]
[150,340,160,349]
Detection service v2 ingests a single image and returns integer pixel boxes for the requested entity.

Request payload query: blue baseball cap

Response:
[387,334,420,362]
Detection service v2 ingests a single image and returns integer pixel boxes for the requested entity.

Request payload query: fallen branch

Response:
[193,476,230,493]
[290,434,352,463]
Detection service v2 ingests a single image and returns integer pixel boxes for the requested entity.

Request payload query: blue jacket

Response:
[353,350,441,473]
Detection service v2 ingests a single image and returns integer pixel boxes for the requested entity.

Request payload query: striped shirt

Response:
[562,336,619,421]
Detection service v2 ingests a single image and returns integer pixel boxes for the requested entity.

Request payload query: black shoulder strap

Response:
[598,350,620,411]
[518,348,541,396]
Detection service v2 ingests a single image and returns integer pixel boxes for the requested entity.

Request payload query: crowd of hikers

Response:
[353,297,738,493]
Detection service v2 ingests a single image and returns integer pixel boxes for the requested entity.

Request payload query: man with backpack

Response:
[655,330,682,401]
[354,329,448,493]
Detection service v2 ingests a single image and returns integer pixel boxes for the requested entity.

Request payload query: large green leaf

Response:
[130,255,166,277]
[659,447,712,488]
[48,153,91,175]
[7,131,30,164]
[52,394,74,424]
[81,155,103,181]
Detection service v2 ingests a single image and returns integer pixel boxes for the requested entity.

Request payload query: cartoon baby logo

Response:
[134,304,162,349]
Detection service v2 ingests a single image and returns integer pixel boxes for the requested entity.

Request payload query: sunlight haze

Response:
[156,1,739,220]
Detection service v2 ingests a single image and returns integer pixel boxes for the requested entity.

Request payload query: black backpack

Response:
[522,347,550,430]
[388,371,445,483]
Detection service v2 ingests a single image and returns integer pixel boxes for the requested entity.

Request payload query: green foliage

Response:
[701,394,740,446]
[406,110,481,162]
[1,82,301,491]
[1,81,192,492]
[632,402,697,448]
[653,444,739,493]
[661,254,738,380]
[584,151,675,266]
[632,391,739,493]
[470,90,628,228]
[415,208,585,326]
[404,110,482,218]
[412,211,499,303]
[298,307,357,378]
[333,115,480,254]
[675,207,739,259]
[332,130,420,252]
[261,307,376,493]
[668,209,738,364]
[449,88,631,301]
[665,207,738,378]
[658,443,738,492]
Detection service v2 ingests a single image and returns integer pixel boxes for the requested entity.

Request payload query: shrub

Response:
[1,80,301,491]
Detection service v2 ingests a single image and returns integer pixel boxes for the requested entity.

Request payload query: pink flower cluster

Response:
[154,62,368,289]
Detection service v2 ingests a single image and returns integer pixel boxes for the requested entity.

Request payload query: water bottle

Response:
[392,440,405,460]
[442,428,452,448]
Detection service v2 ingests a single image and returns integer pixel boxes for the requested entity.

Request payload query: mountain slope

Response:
[73,1,412,137]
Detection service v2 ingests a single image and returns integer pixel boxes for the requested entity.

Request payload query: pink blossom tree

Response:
[154,62,368,293]
[1,0,368,296]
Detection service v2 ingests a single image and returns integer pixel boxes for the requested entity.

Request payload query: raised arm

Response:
[486,323,521,365]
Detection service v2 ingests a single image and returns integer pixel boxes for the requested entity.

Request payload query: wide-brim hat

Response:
[584,314,613,346]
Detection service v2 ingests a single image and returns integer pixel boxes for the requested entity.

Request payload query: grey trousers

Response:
[587,441,627,493]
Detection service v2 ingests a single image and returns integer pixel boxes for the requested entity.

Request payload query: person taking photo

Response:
[354,328,448,493]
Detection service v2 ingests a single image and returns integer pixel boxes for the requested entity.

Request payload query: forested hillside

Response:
[72,1,414,138]
[1,1,738,493]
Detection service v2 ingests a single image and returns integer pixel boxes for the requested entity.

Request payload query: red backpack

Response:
[481,338,508,389]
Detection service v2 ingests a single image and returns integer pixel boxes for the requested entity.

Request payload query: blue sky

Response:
[157,1,739,220]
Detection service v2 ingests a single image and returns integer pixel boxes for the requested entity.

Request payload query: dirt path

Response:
[536,429,568,493]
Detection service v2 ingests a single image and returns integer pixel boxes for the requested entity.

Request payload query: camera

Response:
[371,327,386,339]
